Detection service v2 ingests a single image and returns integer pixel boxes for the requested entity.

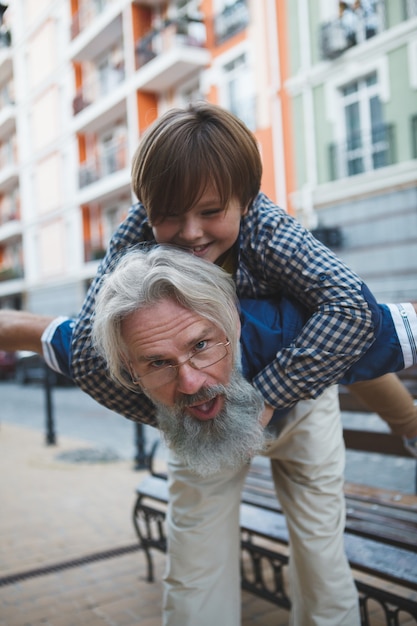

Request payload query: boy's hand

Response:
[260,404,275,428]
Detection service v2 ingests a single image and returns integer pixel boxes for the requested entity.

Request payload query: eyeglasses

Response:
[130,340,230,390]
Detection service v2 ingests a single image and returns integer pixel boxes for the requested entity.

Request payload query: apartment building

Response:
[0,0,289,315]
[283,0,417,301]
[0,0,415,316]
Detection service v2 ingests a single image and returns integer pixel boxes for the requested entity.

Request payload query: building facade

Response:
[0,0,416,316]
[284,0,417,301]
[0,0,290,314]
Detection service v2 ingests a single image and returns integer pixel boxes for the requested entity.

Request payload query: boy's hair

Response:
[131,102,262,224]
[92,244,241,391]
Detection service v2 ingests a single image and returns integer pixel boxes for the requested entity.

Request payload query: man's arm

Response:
[0,310,54,354]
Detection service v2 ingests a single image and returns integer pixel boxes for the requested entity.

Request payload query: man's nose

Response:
[175,361,207,395]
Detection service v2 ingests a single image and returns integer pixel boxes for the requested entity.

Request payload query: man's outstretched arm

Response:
[0,310,54,354]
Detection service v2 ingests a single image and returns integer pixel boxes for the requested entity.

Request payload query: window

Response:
[340,72,392,176]
[220,54,256,130]
[213,0,249,45]
[402,0,417,19]
[178,81,204,107]
[104,205,128,244]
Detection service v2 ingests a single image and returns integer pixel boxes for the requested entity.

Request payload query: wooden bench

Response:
[340,366,417,492]
[132,372,417,626]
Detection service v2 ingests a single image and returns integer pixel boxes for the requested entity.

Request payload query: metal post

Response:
[44,363,56,445]
[134,422,148,470]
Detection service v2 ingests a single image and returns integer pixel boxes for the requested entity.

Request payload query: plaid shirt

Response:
[71,192,377,426]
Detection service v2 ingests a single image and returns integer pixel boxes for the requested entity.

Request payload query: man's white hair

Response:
[92,245,241,391]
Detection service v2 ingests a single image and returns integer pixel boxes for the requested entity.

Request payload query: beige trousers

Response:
[163,386,360,626]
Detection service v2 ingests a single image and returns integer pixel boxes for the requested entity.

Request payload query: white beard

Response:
[152,370,266,477]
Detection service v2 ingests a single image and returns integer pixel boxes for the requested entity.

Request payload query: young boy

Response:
[71,102,417,446]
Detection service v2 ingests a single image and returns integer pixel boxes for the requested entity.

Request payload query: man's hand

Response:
[0,310,54,353]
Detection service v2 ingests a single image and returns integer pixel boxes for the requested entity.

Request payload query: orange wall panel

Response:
[136,91,158,134]
[276,0,295,214]
[78,134,86,162]
[255,127,276,202]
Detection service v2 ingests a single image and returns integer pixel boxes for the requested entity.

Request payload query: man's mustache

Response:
[176,385,226,409]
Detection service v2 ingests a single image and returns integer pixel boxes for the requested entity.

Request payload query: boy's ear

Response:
[241,203,249,217]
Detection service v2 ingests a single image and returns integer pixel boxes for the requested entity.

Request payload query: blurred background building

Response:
[0,0,416,317]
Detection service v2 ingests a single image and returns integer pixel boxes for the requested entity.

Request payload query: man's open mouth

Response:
[185,395,223,421]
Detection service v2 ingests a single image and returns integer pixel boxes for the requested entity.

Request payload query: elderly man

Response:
[2,245,417,626]
[85,245,362,625]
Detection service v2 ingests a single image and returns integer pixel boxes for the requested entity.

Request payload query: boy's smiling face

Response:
[151,187,248,264]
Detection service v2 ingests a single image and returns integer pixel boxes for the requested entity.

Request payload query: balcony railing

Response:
[71,0,115,39]
[84,242,106,262]
[78,135,128,188]
[135,17,206,71]
[0,266,23,282]
[214,0,249,45]
[328,123,396,180]
[0,142,17,170]
[0,85,14,108]
[73,63,125,115]
[0,210,19,226]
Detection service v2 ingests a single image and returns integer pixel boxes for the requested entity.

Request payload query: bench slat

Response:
[343,428,414,457]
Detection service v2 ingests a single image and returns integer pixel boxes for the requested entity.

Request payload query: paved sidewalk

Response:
[0,422,285,626]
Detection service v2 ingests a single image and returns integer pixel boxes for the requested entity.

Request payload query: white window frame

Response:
[214,43,256,130]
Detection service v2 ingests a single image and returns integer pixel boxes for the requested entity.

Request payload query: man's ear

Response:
[121,354,135,381]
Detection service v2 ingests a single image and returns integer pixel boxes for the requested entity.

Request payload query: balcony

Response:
[214,0,249,46]
[328,123,396,180]
[133,0,164,5]
[79,135,128,189]
[134,18,209,93]
[0,101,15,141]
[73,63,125,116]
[0,161,18,192]
[320,1,386,60]
[70,1,122,62]
[84,241,107,263]
[0,266,24,283]
[0,217,21,244]
[71,0,115,39]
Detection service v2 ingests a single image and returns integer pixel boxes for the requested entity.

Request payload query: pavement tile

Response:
[2,421,415,626]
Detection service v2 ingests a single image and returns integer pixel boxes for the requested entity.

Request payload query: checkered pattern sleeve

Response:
[70,203,159,425]
[236,193,379,410]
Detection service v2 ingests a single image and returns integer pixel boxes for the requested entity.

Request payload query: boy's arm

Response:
[39,298,416,428]
[0,310,54,354]
[242,199,382,410]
